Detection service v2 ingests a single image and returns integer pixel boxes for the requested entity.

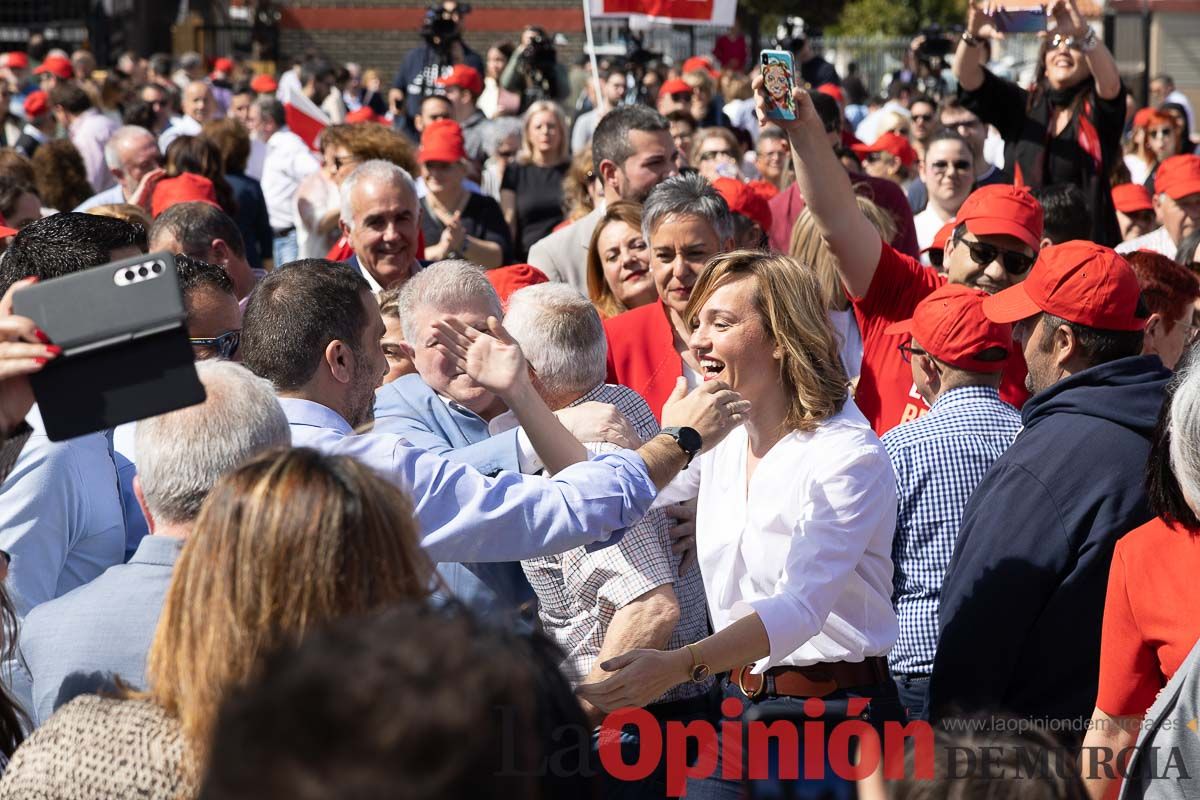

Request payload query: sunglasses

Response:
[1050,33,1085,51]
[698,149,734,162]
[911,113,934,123]
[864,152,888,163]
[495,149,517,159]
[955,236,1035,276]
[930,159,972,174]
[190,330,241,359]
[1148,128,1175,139]
[668,92,691,102]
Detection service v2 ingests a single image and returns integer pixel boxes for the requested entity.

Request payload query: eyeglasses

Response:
[189,330,240,359]
[698,149,734,162]
[897,343,928,363]
[890,128,912,137]
[955,236,1036,276]
[864,152,888,163]
[1149,128,1175,139]
[668,92,691,102]
[911,113,934,123]
[1050,33,1085,51]
[930,159,972,174]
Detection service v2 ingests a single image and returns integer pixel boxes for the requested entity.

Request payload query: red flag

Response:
[590,0,734,25]
[279,83,330,152]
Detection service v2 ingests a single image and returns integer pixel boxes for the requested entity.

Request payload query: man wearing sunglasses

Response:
[176,255,241,362]
[755,77,1042,436]
[913,130,974,260]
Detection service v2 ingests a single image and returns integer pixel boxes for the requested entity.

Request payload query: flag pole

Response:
[582,0,605,114]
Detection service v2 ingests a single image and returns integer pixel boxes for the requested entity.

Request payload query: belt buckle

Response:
[735,666,766,699]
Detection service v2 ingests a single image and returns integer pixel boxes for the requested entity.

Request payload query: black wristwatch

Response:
[659,426,702,467]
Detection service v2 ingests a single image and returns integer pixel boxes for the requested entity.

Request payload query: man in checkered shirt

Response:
[500,284,713,754]
[880,284,1021,721]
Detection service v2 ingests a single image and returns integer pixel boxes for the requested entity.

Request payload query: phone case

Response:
[994,7,1047,34]
[760,49,797,122]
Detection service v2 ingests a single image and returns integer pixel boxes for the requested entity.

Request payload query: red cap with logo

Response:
[436,64,484,97]
[659,78,691,99]
[22,90,48,119]
[954,184,1044,252]
[681,56,718,78]
[1,52,28,70]
[418,118,466,163]
[249,73,278,95]
[851,132,918,167]
[1112,183,1154,214]
[486,264,549,308]
[34,55,73,80]
[712,177,772,234]
[983,241,1145,331]
[151,174,221,218]
[1154,154,1200,201]
[886,284,1011,372]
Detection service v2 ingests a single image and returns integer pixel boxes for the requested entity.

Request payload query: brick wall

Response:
[275,0,588,81]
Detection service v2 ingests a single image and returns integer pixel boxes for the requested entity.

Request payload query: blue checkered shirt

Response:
[882,386,1022,677]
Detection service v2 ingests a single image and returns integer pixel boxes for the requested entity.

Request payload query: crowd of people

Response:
[0,0,1198,796]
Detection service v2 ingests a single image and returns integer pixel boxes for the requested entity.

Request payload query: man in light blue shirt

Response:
[241,259,748,564]
[16,362,290,725]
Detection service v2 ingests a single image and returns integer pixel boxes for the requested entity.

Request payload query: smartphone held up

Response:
[760,49,797,122]
[992,5,1047,33]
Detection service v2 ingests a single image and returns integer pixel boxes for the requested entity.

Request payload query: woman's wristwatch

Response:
[961,30,983,47]
[684,643,710,683]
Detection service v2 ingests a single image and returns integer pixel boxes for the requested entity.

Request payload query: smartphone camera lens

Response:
[138,266,149,278]
[152,262,163,274]
[123,270,135,282]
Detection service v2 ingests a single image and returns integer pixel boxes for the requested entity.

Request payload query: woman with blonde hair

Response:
[0,447,433,798]
[585,200,656,319]
[561,146,601,224]
[579,249,901,793]
[790,194,897,386]
[499,99,570,259]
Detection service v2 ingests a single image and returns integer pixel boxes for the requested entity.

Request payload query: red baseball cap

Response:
[886,284,1011,372]
[712,177,772,234]
[658,78,691,99]
[249,73,278,94]
[1112,183,1154,214]
[34,55,73,80]
[345,107,384,125]
[1132,107,1172,130]
[486,263,549,308]
[983,241,1145,331]
[151,174,221,218]
[816,83,844,105]
[1154,154,1200,201]
[851,132,918,167]
[0,211,16,239]
[22,90,48,119]
[1,52,28,70]
[436,64,483,97]
[954,184,1044,252]
[681,56,718,78]
[418,118,466,164]
[922,219,957,256]
[211,57,234,74]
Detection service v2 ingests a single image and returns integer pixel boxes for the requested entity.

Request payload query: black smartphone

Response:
[12,251,205,441]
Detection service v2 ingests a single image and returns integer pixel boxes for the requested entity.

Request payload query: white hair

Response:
[1170,362,1200,513]
[103,125,156,170]
[396,259,502,345]
[339,159,418,232]
[503,283,607,398]
[135,360,290,525]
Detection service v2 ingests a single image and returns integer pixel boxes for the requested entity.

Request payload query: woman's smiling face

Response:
[689,274,779,403]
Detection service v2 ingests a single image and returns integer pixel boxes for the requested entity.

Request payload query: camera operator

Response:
[777,17,840,88]
[390,1,484,135]
[500,26,569,113]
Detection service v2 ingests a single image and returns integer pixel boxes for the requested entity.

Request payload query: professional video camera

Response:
[913,24,958,99]
[775,17,809,53]
[516,27,560,105]
[420,2,470,51]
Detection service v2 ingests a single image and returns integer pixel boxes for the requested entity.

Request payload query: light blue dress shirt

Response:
[16,535,183,726]
[0,407,125,619]
[280,397,656,562]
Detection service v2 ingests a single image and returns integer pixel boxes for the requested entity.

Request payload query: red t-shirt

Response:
[1096,517,1200,717]
[852,242,1030,435]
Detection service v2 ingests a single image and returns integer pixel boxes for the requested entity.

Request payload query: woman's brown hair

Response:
[144,446,433,761]
[320,122,417,175]
[586,200,646,319]
[32,139,93,212]
[685,250,849,433]
[164,135,238,216]
[201,119,251,176]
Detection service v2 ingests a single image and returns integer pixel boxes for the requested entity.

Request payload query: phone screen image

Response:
[761,50,797,121]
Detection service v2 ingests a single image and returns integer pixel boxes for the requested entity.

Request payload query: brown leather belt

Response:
[733,657,891,700]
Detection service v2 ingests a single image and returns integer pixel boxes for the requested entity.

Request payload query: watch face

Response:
[692,664,711,682]
[678,426,702,454]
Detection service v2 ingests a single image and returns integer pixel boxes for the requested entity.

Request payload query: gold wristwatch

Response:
[684,643,710,683]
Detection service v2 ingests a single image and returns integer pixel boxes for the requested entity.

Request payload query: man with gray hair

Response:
[373,259,638,607]
[528,105,678,292]
[340,159,424,292]
[15,361,289,726]
[74,125,162,211]
[251,94,320,266]
[501,283,713,769]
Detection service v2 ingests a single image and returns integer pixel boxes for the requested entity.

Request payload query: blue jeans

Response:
[893,673,930,722]
[272,229,298,267]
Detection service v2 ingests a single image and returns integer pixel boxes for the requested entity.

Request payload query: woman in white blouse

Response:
[578,250,901,783]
